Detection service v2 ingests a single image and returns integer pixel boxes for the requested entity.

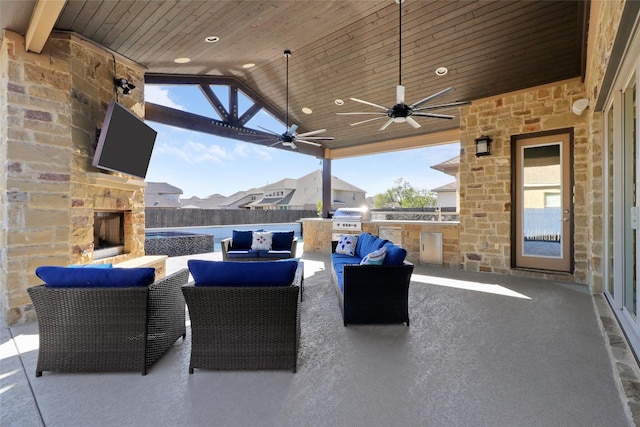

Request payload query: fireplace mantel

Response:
[86,172,146,192]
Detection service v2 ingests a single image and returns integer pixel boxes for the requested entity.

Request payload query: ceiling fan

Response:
[337,0,470,131]
[249,50,334,150]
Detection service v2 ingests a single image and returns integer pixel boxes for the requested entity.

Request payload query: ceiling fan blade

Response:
[409,87,455,109]
[297,129,327,137]
[296,139,322,146]
[287,124,298,135]
[269,141,282,147]
[396,85,405,104]
[379,118,394,131]
[258,126,281,136]
[413,112,454,119]
[350,97,389,111]
[299,136,335,140]
[414,100,471,111]
[350,116,389,126]
[406,117,422,128]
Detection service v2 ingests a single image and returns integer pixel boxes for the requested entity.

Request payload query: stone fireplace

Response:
[93,210,126,259]
[0,30,152,324]
[82,173,147,265]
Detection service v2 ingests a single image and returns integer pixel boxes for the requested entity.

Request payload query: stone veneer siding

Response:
[1,30,147,324]
[459,78,591,285]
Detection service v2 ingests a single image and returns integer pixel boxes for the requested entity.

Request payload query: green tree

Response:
[374,178,437,208]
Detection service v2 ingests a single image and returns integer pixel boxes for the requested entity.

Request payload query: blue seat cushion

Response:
[188,259,298,287]
[355,232,387,258]
[259,250,292,259]
[226,249,259,259]
[36,266,155,288]
[382,242,407,265]
[271,231,294,251]
[231,230,253,250]
[331,252,361,265]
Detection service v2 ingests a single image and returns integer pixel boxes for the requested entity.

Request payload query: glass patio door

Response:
[512,131,573,272]
[622,76,638,320]
[605,53,640,354]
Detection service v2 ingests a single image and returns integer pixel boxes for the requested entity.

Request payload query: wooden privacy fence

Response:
[145,208,318,228]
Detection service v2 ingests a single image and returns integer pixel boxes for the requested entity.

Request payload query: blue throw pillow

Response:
[360,246,387,265]
[36,266,155,288]
[272,231,294,251]
[188,259,298,287]
[382,243,407,265]
[231,230,253,249]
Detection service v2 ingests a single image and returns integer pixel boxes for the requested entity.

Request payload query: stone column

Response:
[1,30,147,325]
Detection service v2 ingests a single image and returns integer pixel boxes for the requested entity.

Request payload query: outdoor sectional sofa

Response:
[28,266,189,376]
[221,229,298,261]
[331,232,413,326]
[182,259,302,373]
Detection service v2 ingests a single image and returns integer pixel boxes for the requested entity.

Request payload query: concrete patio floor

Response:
[2,250,639,426]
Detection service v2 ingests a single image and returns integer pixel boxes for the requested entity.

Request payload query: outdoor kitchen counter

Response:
[300,218,461,268]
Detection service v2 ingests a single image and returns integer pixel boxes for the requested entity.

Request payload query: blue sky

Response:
[143,85,459,199]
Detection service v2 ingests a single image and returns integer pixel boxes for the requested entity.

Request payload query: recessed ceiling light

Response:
[435,66,448,76]
[242,63,256,69]
[205,36,220,43]
[335,99,344,106]
[174,57,191,64]
[302,107,312,114]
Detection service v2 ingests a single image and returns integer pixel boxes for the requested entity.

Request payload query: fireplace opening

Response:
[94,211,126,259]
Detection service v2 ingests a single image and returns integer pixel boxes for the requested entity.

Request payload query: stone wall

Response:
[1,30,147,324]
[459,78,590,283]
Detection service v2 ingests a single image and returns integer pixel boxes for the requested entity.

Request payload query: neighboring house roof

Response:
[149,170,366,210]
[285,170,366,208]
[430,155,460,177]
[180,194,228,209]
[431,181,458,192]
[145,182,183,208]
[146,194,181,208]
[146,182,183,195]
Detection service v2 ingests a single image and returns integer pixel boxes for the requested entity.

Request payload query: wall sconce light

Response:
[475,135,492,157]
[572,98,589,115]
[114,77,136,95]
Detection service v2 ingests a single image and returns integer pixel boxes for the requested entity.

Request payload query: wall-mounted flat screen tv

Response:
[92,100,157,179]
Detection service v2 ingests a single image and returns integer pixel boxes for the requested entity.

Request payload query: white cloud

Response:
[154,140,273,165]
[144,86,185,110]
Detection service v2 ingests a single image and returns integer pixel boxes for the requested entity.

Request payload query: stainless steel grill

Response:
[332,207,367,239]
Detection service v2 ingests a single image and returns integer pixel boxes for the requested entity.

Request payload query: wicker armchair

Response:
[27,268,189,376]
[182,263,302,373]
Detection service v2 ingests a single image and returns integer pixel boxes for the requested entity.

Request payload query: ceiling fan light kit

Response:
[337,0,469,131]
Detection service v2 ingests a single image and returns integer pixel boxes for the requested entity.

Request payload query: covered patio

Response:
[1,250,636,426]
[3,1,640,425]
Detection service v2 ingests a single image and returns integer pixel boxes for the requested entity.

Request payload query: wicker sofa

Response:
[331,232,414,326]
[182,259,302,373]
[221,229,298,261]
[28,267,189,376]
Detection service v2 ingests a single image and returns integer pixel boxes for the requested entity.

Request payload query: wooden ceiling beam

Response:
[145,102,324,157]
[25,0,67,53]
[325,128,461,160]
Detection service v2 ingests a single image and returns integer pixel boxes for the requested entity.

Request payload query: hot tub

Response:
[145,231,214,257]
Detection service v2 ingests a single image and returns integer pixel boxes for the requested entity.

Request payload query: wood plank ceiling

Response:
[50,0,587,156]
